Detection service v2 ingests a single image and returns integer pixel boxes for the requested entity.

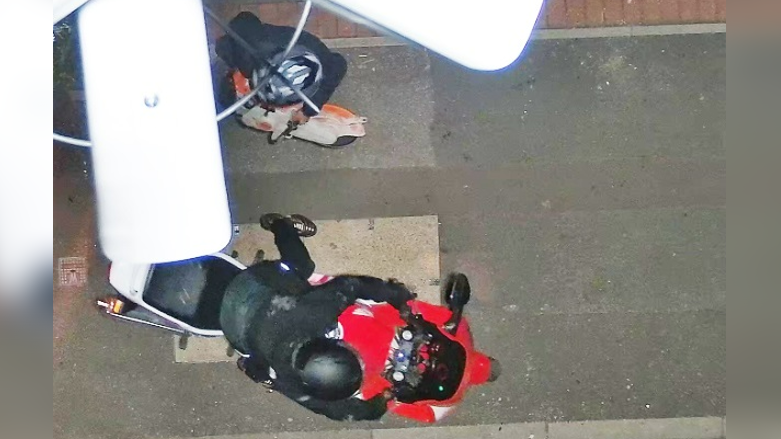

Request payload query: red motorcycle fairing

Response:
[335,299,493,423]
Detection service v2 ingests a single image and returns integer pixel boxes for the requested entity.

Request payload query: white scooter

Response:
[97,247,332,354]
[229,69,367,148]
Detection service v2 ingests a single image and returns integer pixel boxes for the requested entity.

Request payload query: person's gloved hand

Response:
[292,109,310,124]
[385,278,416,318]
[386,279,417,313]
[387,277,416,297]
[395,299,415,321]
[238,356,272,384]
[361,389,394,420]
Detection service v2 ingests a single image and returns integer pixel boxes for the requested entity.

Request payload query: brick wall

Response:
[542,0,726,28]
[206,1,382,40]
[207,0,726,40]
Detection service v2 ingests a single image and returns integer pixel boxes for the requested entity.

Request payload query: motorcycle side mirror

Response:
[442,273,471,335]
[443,272,471,310]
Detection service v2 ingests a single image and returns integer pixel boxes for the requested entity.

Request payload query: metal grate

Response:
[58,256,88,287]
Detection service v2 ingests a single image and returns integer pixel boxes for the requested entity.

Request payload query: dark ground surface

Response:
[53,34,725,439]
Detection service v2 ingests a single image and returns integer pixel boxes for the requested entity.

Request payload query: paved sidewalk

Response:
[167,416,726,439]
[53,12,725,438]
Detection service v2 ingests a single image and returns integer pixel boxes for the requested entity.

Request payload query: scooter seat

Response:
[143,256,242,330]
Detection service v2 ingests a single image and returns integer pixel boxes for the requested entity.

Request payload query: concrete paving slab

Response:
[456,309,725,423]
[227,216,441,302]
[439,207,726,314]
[174,215,440,363]
[185,430,371,439]
[174,335,235,363]
[428,34,725,168]
[158,418,723,439]
[373,422,546,439]
[548,416,724,439]
[228,158,725,225]
[219,46,436,175]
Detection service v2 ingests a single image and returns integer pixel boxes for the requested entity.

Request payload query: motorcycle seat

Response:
[142,256,242,330]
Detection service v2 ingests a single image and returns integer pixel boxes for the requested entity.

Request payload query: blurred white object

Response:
[49,0,541,267]
[1,1,52,309]
[78,0,231,263]
[54,0,90,23]
[320,0,544,71]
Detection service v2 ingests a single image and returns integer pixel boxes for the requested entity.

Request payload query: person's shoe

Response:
[252,249,266,264]
[259,213,317,237]
[259,213,284,231]
[288,214,317,237]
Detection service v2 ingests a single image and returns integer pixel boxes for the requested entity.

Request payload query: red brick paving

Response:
[660,0,681,21]
[678,0,698,22]
[276,2,300,25]
[623,0,644,25]
[715,0,726,21]
[257,3,280,23]
[586,0,606,27]
[546,0,569,28]
[642,0,663,24]
[336,17,356,38]
[699,0,717,21]
[317,12,338,39]
[304,15,318,34]
[566,0,588,27]
[208,0,725,41]
[603,0,625,25]
[355,24,375,38]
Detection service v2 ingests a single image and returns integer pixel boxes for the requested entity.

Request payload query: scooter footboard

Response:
[97,298,186,334]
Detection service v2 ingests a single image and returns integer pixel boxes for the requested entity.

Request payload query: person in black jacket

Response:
[220,214,415,421]
[214,11,347,124]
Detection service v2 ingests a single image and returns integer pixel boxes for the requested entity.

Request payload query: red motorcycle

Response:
[99,254,500,422]
[328,273,500,422]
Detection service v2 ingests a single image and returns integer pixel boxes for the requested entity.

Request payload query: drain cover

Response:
[58,257,88,287]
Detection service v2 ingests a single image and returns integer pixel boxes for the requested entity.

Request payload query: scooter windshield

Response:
[391,320,467,403]
[413,333,466,402]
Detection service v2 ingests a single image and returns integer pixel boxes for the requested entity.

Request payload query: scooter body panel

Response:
[108,260,150,301]
[232,71,365,146]
[106,253,245,337]
[335,299,494,423]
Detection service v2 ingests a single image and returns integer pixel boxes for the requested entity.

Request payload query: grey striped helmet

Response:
[254,46,323,106]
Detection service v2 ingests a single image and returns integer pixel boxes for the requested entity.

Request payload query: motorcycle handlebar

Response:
[402,312,427,332]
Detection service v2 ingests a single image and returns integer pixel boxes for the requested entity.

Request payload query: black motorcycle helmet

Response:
[293,338,363,400]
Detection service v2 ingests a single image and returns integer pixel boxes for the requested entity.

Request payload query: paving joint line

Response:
[170,416,726,439]
[323,23,726,49]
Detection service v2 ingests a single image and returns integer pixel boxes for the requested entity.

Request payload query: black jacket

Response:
[215,11,347,116]
[237,266,414,420]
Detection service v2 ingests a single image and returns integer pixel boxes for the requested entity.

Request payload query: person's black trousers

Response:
[270,218,315,280]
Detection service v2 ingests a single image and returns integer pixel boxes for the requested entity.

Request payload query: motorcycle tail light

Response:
[110,298,124,314]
